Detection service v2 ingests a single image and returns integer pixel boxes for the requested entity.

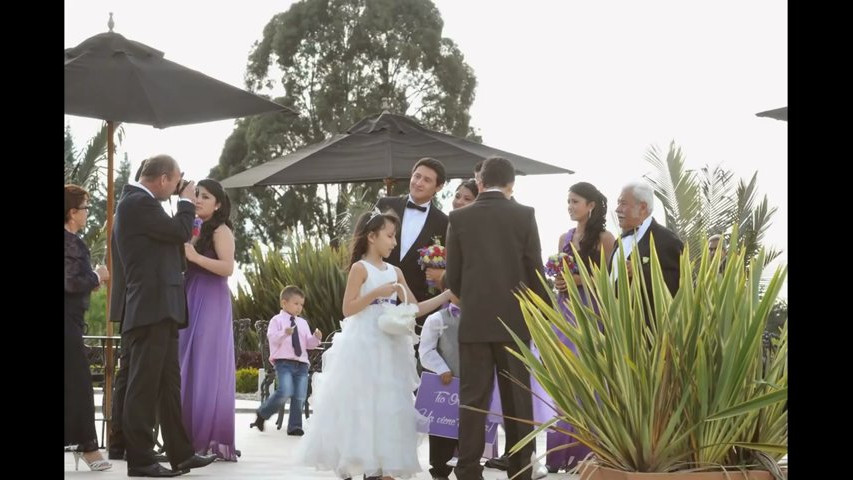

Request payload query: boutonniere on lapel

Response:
[641,256,650,265]
[417,236,446,293]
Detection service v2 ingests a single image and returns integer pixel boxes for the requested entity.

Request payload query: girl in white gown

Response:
[297,209,451,479]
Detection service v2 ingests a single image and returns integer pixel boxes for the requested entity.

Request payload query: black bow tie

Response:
[406,201,427,212]
[621,229,637,238]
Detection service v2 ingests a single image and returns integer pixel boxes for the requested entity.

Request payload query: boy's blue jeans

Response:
[257,359,309,432]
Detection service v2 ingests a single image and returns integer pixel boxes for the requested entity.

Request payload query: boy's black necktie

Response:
[291,316,302,356]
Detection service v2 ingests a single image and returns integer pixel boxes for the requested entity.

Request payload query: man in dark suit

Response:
[376,157,449,326]
[113,155,216,477]
[107,230,129,460]
[108,229,173,463]
[611,180,684,309]
[107,160,144,461]
[445,156,548,480]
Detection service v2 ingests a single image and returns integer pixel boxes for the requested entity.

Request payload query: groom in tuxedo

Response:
[445,156,548,480]
[611,180,684,318]
[375,157,449,326]
[113,155,216,477]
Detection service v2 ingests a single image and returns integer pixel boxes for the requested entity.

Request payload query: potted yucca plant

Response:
[503,228,787,479]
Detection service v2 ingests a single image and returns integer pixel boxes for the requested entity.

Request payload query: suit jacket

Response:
[113,185,195,333]
[375,195,449,304]
[445,191,548,343]
[611,218,684,301]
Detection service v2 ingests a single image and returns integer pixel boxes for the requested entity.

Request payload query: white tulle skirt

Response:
[296,305,426,478]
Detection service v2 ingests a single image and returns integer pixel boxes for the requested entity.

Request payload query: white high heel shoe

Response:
[72,451,113,471]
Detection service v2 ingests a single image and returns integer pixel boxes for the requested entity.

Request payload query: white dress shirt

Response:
[130,180,156,198]
[418,309,452,375]
[400,194,430,260]
[611,215,654,281]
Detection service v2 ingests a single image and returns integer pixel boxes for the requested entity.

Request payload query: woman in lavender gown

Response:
[179,179,238,461]
[538,182,615,472]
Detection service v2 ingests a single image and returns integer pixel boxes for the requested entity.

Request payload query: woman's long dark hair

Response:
[569,182,608,265]
[195,179,233,255]
[348,209,400,268]
[457,178,479,197]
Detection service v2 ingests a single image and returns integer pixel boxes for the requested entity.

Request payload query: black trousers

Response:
[108,346,128,453]
[122,321,192,469]
[428,434,458,477]
[64,313,98,451]
[456,342,533,480]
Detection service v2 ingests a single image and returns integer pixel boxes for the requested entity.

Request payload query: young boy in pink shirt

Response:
[250,285,322,435]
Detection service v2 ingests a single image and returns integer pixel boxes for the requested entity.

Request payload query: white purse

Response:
[376,283,419,340]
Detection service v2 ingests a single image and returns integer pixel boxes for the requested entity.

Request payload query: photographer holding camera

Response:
[112,154,218,477]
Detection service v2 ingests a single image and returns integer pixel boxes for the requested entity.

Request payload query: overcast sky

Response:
[65,0,787,297]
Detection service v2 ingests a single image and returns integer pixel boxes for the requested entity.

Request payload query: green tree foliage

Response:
[83,287,107,336]
[64,124,130,263]
[210,0,478,262]
[644,141,781,267]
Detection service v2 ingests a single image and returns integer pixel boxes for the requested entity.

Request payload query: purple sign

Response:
[415,371,499,443]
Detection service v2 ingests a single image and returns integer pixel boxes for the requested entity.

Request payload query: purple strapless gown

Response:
[534,228,593,470]
[178,247,237,461]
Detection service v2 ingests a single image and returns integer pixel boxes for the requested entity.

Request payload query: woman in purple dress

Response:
[541,182,615,472]
[179,179,238,461]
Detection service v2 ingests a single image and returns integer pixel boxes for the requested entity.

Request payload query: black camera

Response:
[175,175,190,196]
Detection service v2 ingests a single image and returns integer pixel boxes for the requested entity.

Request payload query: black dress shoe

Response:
[287,427,304,436]
[484,454,509,470]
[153,453,169,463]
[175,453,217,471]
[127,463,183,477]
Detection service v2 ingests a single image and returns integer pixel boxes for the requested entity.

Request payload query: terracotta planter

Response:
[577,462,775,480]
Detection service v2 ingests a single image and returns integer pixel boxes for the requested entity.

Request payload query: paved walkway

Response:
[70,394,786,478]
[69,399,577,479]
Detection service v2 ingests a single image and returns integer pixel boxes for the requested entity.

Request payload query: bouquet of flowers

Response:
[192,217,203,239]
[545,252,577,277]
[417,237,446,293]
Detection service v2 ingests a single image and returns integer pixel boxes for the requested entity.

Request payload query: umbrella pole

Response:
[383,177,395,196]
[104,120,115,447]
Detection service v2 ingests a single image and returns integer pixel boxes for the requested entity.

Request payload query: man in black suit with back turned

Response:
[445,156,549,480]
[376,157,449,327]
[108,160,173,464]
[610,180,684,317]
[113,155,216,477]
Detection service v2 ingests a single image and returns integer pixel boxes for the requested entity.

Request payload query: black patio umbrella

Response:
[65,15,296,434]
[755,106,787,121]
[221,111,572,193]
[65,32,293,128]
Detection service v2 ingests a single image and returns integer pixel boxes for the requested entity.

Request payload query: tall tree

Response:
[644,141,781,266]
[210,0,478,262]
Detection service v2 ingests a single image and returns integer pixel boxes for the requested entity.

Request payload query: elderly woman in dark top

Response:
[64,184,112,471]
